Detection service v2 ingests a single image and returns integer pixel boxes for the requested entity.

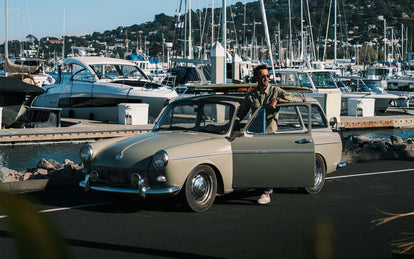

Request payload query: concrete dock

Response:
[0,118,152,146]
[1,115,413,146]
[338,115,414,129]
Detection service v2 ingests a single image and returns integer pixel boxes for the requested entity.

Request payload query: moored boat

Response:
[0,77,45,127]
[32,57,179,123]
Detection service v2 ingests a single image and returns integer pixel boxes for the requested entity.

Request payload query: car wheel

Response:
[304,154,326,194]
[180,165,217,212]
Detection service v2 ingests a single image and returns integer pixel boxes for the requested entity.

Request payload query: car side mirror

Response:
[329,117,338,131]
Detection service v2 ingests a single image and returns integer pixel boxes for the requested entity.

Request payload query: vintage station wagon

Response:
[79,94,343,212]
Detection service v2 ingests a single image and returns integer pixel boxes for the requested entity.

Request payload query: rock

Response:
[352,135,371,145]
[391,143,408,151]
[390,135,403,144]
[0,167,20,182]
[23,172,33,181]
[34,168,49,176]
[37,158,56,171]
[373,140,388,152]
[64,159,75,166]
[2,174,20,183]
[47,159,64,170]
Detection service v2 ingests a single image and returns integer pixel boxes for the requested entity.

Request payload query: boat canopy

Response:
[3,57,39,74]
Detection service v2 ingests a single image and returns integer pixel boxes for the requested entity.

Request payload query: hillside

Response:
[1,0,413,63]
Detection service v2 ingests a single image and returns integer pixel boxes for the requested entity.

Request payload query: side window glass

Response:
[276,106,304,132]
[246,108,265,134]
[299,104,327,129]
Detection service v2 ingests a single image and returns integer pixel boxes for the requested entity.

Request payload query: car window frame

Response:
[243,102,312,136]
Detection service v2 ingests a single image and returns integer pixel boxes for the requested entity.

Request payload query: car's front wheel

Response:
[303,154,326,194]
[180,165,217,212]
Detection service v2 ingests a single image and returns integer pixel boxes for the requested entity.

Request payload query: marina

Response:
[0,115,413,146]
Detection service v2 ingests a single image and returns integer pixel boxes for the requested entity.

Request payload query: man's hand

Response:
[269,98,278,109]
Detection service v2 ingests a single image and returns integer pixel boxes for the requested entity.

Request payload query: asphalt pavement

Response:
[0,160,414,258]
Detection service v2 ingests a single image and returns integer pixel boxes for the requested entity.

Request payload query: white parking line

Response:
[327,168,414,180]
[0,202,111,219]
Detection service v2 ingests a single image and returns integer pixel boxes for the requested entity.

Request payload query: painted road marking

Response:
[0,202,111,219]
[0,168,413,219]
[326,168,414,180]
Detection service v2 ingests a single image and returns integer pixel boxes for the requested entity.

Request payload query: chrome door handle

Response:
[295,139,312,144]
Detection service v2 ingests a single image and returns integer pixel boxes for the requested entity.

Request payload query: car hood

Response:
[94,131,220,169]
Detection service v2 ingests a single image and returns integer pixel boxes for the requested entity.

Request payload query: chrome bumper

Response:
[79,174,180,199]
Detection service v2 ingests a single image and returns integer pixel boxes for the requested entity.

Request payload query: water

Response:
[0,143,83,172]
[340,128,414,140]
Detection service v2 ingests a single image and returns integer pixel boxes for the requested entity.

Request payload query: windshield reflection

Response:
[154,102,235,135]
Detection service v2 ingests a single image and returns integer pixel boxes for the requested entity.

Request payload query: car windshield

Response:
[153,102,235,135]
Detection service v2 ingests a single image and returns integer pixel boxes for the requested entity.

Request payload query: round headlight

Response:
[80,145,93,162]
[153,150,168,169]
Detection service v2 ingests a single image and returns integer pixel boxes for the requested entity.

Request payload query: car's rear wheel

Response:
[180,165,217,212]
[303,154,326,194]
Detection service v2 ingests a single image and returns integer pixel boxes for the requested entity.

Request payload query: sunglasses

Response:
[260,75,270,79]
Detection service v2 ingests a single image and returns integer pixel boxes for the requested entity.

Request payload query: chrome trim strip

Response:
[315,142,341,146]
[79,181,180,195]
[173,152,231,161]
[233,151,314,155]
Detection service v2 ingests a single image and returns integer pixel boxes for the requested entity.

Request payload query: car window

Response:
[276,106,304,132]
[154,102,235,134]
[246,105,305,135]
[298,104,327,129]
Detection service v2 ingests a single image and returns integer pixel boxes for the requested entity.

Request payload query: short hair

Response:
[253,64,268,79]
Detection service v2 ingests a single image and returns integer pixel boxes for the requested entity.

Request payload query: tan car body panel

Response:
[312,129,342,173]
[164,137,234,193]
[81,95,342,197]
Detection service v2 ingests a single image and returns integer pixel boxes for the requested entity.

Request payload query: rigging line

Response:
[323,0,332,61]
[305,0,316,61]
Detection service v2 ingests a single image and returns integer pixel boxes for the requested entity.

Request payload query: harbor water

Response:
[0,128,413,173]
[0,143,84,173]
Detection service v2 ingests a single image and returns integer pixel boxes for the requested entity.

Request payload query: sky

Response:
[1,0,256,42]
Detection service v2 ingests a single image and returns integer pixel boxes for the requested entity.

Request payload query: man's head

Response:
[253,64,270,89]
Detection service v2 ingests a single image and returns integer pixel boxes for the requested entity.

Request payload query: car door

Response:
[231,103,315,188]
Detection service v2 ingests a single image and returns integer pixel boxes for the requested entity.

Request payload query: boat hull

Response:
[0,77,44,127]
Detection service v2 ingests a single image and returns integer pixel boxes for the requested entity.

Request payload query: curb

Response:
[1,151,414,194]
[0,176,82,194]
[342,150,414,163]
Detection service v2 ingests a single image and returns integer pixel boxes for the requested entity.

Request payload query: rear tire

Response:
[180,165,217,212]
[303,154,326,194]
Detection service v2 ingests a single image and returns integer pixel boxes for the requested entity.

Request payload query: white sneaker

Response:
[258,194,271,204]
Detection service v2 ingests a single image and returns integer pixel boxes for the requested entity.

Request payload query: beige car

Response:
[79,95,343,212]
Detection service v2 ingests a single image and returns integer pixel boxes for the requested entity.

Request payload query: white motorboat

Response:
[32,57,179,123]
[337,78,409,114]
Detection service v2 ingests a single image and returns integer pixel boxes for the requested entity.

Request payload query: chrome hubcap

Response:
[191,173,211,204]
[314,162,322,188]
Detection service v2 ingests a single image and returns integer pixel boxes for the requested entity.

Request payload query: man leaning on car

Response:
[235,64,296,205]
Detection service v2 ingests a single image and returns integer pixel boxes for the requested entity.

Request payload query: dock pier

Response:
[0,116,413,146]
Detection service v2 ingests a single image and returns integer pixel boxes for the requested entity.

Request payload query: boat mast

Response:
[222,0,226,80]
[62,7,65,58]
[211,0,214,46]
[288,0,293,62]
[188,0,193,59]
[259,0,276,79]
[300,0,304,61]
[334,0,337,65]
[5,0,8,58]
